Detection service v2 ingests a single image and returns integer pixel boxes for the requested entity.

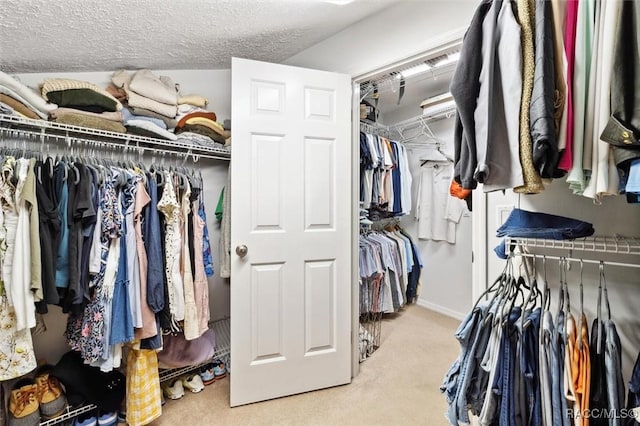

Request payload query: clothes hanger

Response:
[577,259,585,349]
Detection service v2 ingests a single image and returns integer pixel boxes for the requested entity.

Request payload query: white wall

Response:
[284,0,476,77]
[13,69,232,364]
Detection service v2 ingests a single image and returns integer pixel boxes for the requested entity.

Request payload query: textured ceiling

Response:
[0,0,399,74]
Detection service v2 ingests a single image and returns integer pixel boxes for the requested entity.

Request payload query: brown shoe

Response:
[8,378,40,426]
[34,365,67,419]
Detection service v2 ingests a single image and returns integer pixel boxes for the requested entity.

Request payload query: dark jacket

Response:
[451,0,492,189]
[600,0,640,169]
[530,0,561,178]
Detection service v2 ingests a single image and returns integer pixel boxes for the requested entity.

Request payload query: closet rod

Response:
[0,114,231,161]
[514,252,640,269]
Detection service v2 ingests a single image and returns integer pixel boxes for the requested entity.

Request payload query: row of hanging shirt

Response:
[358,225,423,315]
[441,256,636,426]
[0,150,215,379]
[359,131,412,218]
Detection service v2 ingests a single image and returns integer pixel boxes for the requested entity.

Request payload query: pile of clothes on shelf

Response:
[0,69,231,147]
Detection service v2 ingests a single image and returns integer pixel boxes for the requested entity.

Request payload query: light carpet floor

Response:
[152,305,460,426]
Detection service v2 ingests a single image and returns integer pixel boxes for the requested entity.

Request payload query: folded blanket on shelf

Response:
[176,111,218,129]
[0,71,57,114]
[178,94,208,108]
[0,85,50,119]
[175,131,220,147]
[122,108,166,129]
[41,78,122,110]
[50,107,124,122]
[106,84,127,102]
[126,90,177,118]
[0,94,39,119]
[0,101,15,116]
[128,106,177,129]
[46,88,121,113]
[50,111,126,133]
[177,123,226,144]
[128,69,178,105]
[125,119,177,140]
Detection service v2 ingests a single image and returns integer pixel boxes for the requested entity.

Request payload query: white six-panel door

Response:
[230,58,352,406]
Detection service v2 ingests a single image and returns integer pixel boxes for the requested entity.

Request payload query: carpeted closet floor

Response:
[150,305,460,426]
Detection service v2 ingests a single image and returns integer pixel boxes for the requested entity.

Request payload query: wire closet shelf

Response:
[505,235,640,269]
[0,114,231,162]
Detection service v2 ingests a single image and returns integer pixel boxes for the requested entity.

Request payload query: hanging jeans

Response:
[521,307,542,426]
[591,318,610,426]
[625,352,640,426]
[605,320,626,426]
[442,302,487,425]
[497,307,522,426]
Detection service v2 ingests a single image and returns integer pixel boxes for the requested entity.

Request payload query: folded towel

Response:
[0,85,49,119]
[176,111,218,129]
[46,88,121,113]
[125,120,177,140]
[175,131,219,147]
[177,124,226,144]
[184,117,227,136]
[128,69,178,105]
[0,71,57,114]
[50,107,124,122]
[41,78,122,110]
[178,94,208,108]
[177,104,208,116]
[0,94,39,119]
[106,84,127,102]
[0,101,15,116]
[51,111,126,133]
[126,90,177,118]
[128,106,177,129]
[122,108,166,129]
[111,69,133,89]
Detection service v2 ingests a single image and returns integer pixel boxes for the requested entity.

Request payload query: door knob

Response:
[236,245,248,258]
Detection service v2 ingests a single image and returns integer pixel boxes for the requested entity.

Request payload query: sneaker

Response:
[97,411,117,426]
[72,413,97,426]
[34,364,67,419]
[161,379,184,400]
[199,363,216,385]
[213,360,227,380]
[8,378,40,426]
[181,374,204,393]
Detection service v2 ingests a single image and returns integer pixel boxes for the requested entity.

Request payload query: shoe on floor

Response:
[8,378,40,426]
[97,411,117,426]
[182,374,205,393]
[213,359,227,380]
[34,364,67,419]
[162,379,184,400]
[72,412,97,426]
[199,363,216,385]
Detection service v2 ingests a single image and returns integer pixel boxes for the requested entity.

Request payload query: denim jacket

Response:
[600,0,640,169]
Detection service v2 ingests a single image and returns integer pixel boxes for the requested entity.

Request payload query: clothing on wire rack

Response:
[452,0,635,202]
[0,149,215,381]
[359,131,412,217]
[441,255,632,426]
[359,225,422,314]
[415,161,467,244]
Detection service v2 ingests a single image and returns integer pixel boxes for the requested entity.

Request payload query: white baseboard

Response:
[416,299,466,321]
